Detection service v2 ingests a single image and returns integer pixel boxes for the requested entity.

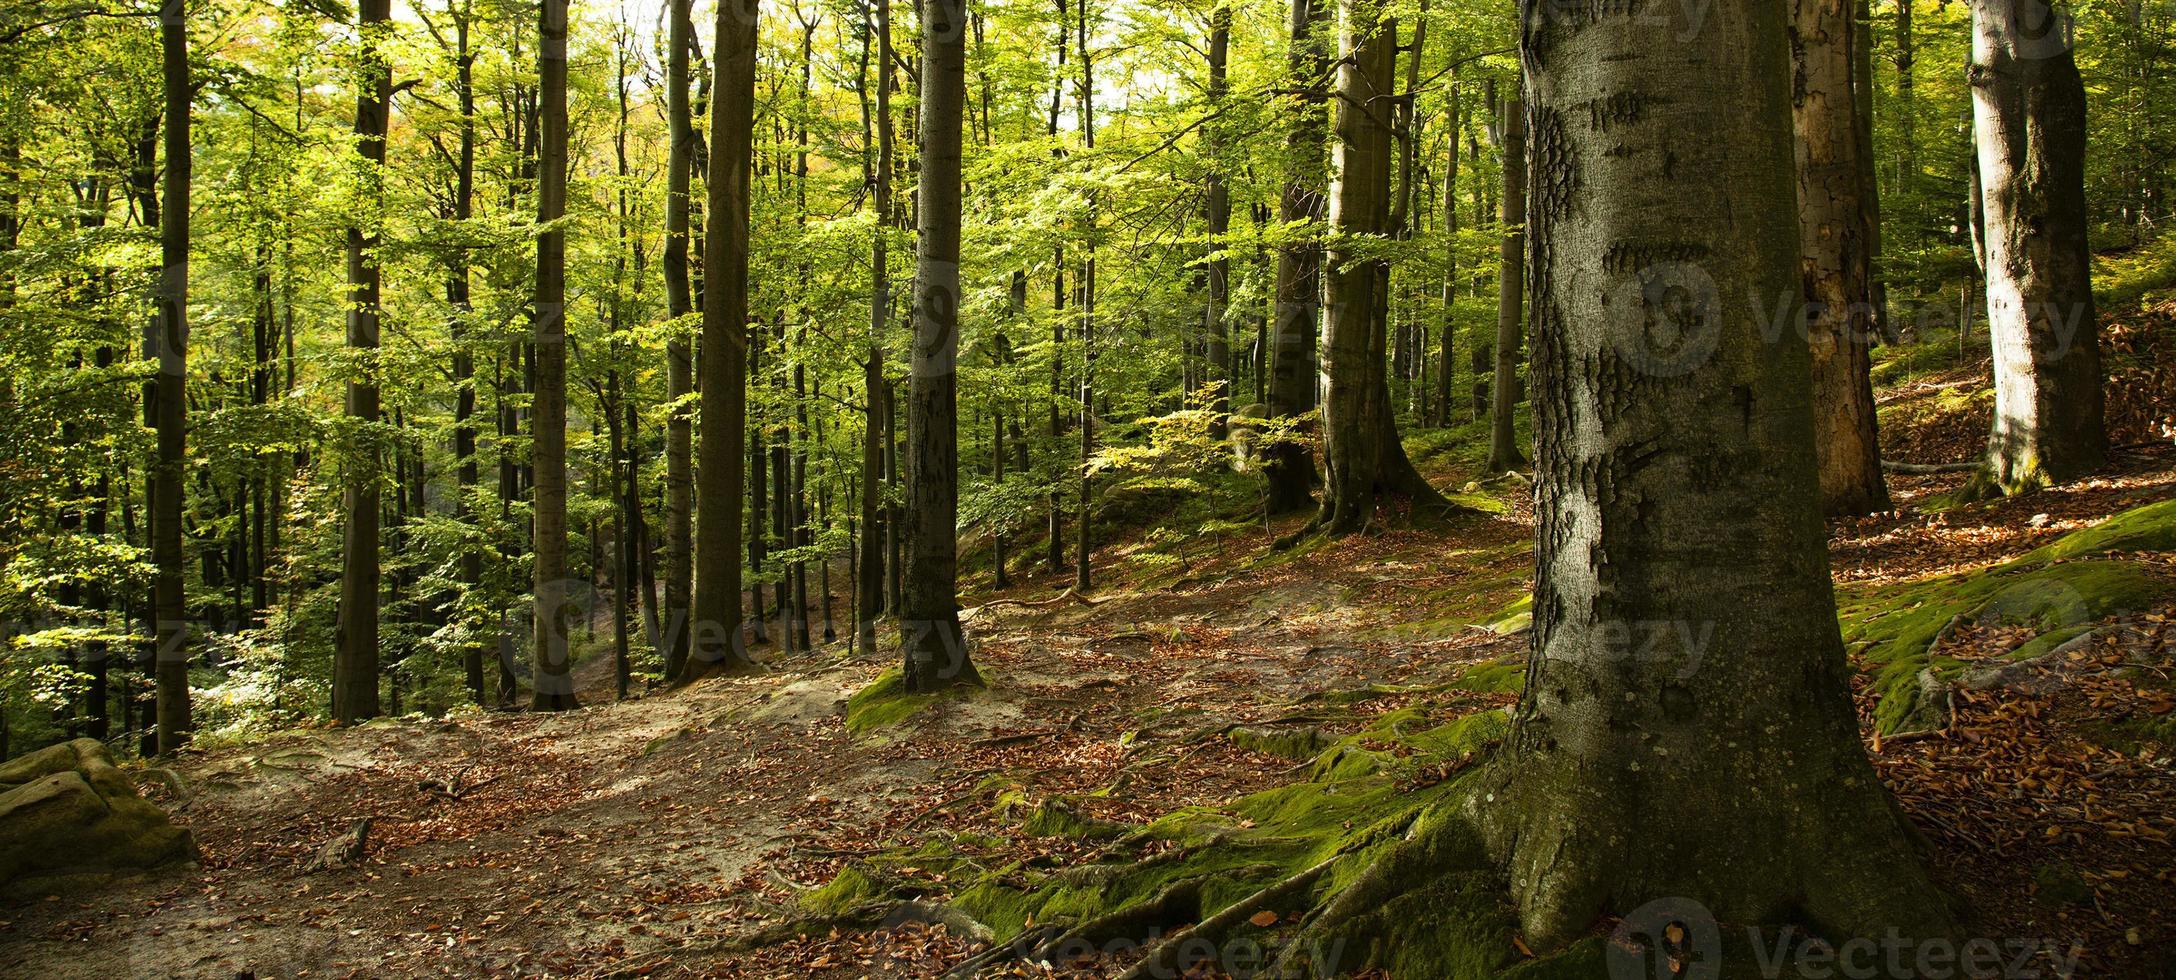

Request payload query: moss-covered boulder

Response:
[0,739,197,890]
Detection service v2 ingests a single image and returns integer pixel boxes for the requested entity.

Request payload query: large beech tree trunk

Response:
[1488,0,1948,947]
[152,0,193,751]
[530,0,578,711]
[334,0,388,726]
[1968,0,2106,492]
[898,0,980,692]
[1791,0,1890,515]
[1311,0,1443,534]
[685,0,759,678]
[1264,0,1328,516]
[661,0,698,681]
[1484,94,1526,474]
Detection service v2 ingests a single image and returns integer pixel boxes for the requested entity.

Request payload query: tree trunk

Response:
[661,0,698,680]
[1791,0,1891,515]
[857,0,895,653]
[1436,78,1461,428]
[1202,3,1232,439]
[1311,0,1444,535]
[1490,0,1949,948]
[1045,1,1070,574]
[1263,0,1327,516]
[334,0,387,726]
[151,4,192,751]
[1485,95,1527,473]
[899,0,980,693]
[685,0,759,678]
[1968,0,2106,492]
[1072,0,1098,591]
[530,0,578,711]
[446,1,485,704]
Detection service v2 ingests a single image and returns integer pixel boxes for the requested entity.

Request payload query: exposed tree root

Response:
[965,587,1106,616]
[1117,854,1339,980]
[1881,458,1981,474]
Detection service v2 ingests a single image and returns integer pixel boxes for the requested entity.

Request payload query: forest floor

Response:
[4,353,2176,978]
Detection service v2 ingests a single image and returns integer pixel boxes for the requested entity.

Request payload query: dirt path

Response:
[0,511,1533,980]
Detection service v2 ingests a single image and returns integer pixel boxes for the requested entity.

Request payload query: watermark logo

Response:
[1610,896,1722,980]
[1607,261,1720,379]
[1608,898,2083,979]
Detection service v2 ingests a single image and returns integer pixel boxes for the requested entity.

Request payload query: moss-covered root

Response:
[1032,876,1205,968]
[1116,855,1338,980]
[1267,808,1514,979]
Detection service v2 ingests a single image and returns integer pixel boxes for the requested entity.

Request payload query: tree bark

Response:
[1490,0,1949,948]
[1485,95,1527,473]
[1791,0,1891,515]
[151,0,193,752]
[1436,78,1460,428]
[444,0,485,704]
[1968,0,2106,492]
[1263,0,1327,516]
[530,0,578,711]
[899,0,980,692]
[334,0,388,726]
[1072,0,1098,590]
[1046,2,1070,572]
[1202,3,1232,438]
[685,0,759,678]
[661,0,699,680]
[857,0,895,654]
[1311,0,1445,534]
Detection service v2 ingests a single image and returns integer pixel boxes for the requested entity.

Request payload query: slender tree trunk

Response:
[1310,0,1445,535]
[1389,0,1428,420]
[608,372,632,699]
[530,0,578,711]
[1264,0,1327,516]
[1045,0,1069,574]
[150,3,192,753]
[446,2,485,704]
[661,0,698,680]
[749,331,774,645]
[1437,79,1461,427]
[334,0,388,726]
[1968,0,2106,492]
[1485,95,1527,473]
[899,0,980,692]
[1202,3,1232,438]
[1852,0,1889,344]
[1896,0,1915,190]
[1791,0,1891,515]
[685,0,758,678]
[1073,0,1098,590]
[857,0,895,653]
[1487,0,1948,948]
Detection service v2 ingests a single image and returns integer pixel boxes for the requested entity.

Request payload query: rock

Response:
[2033,861,2093,908]
[0,738,197,890]
[303,817,372,873]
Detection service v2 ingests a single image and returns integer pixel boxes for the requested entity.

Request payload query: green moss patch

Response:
[1474,593,1532,636]
[951,709,1515,952]
[1450,656,1527,695]
[843,666,982,736]
[1840,499,2176,734]
[2019,498,2176,563]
